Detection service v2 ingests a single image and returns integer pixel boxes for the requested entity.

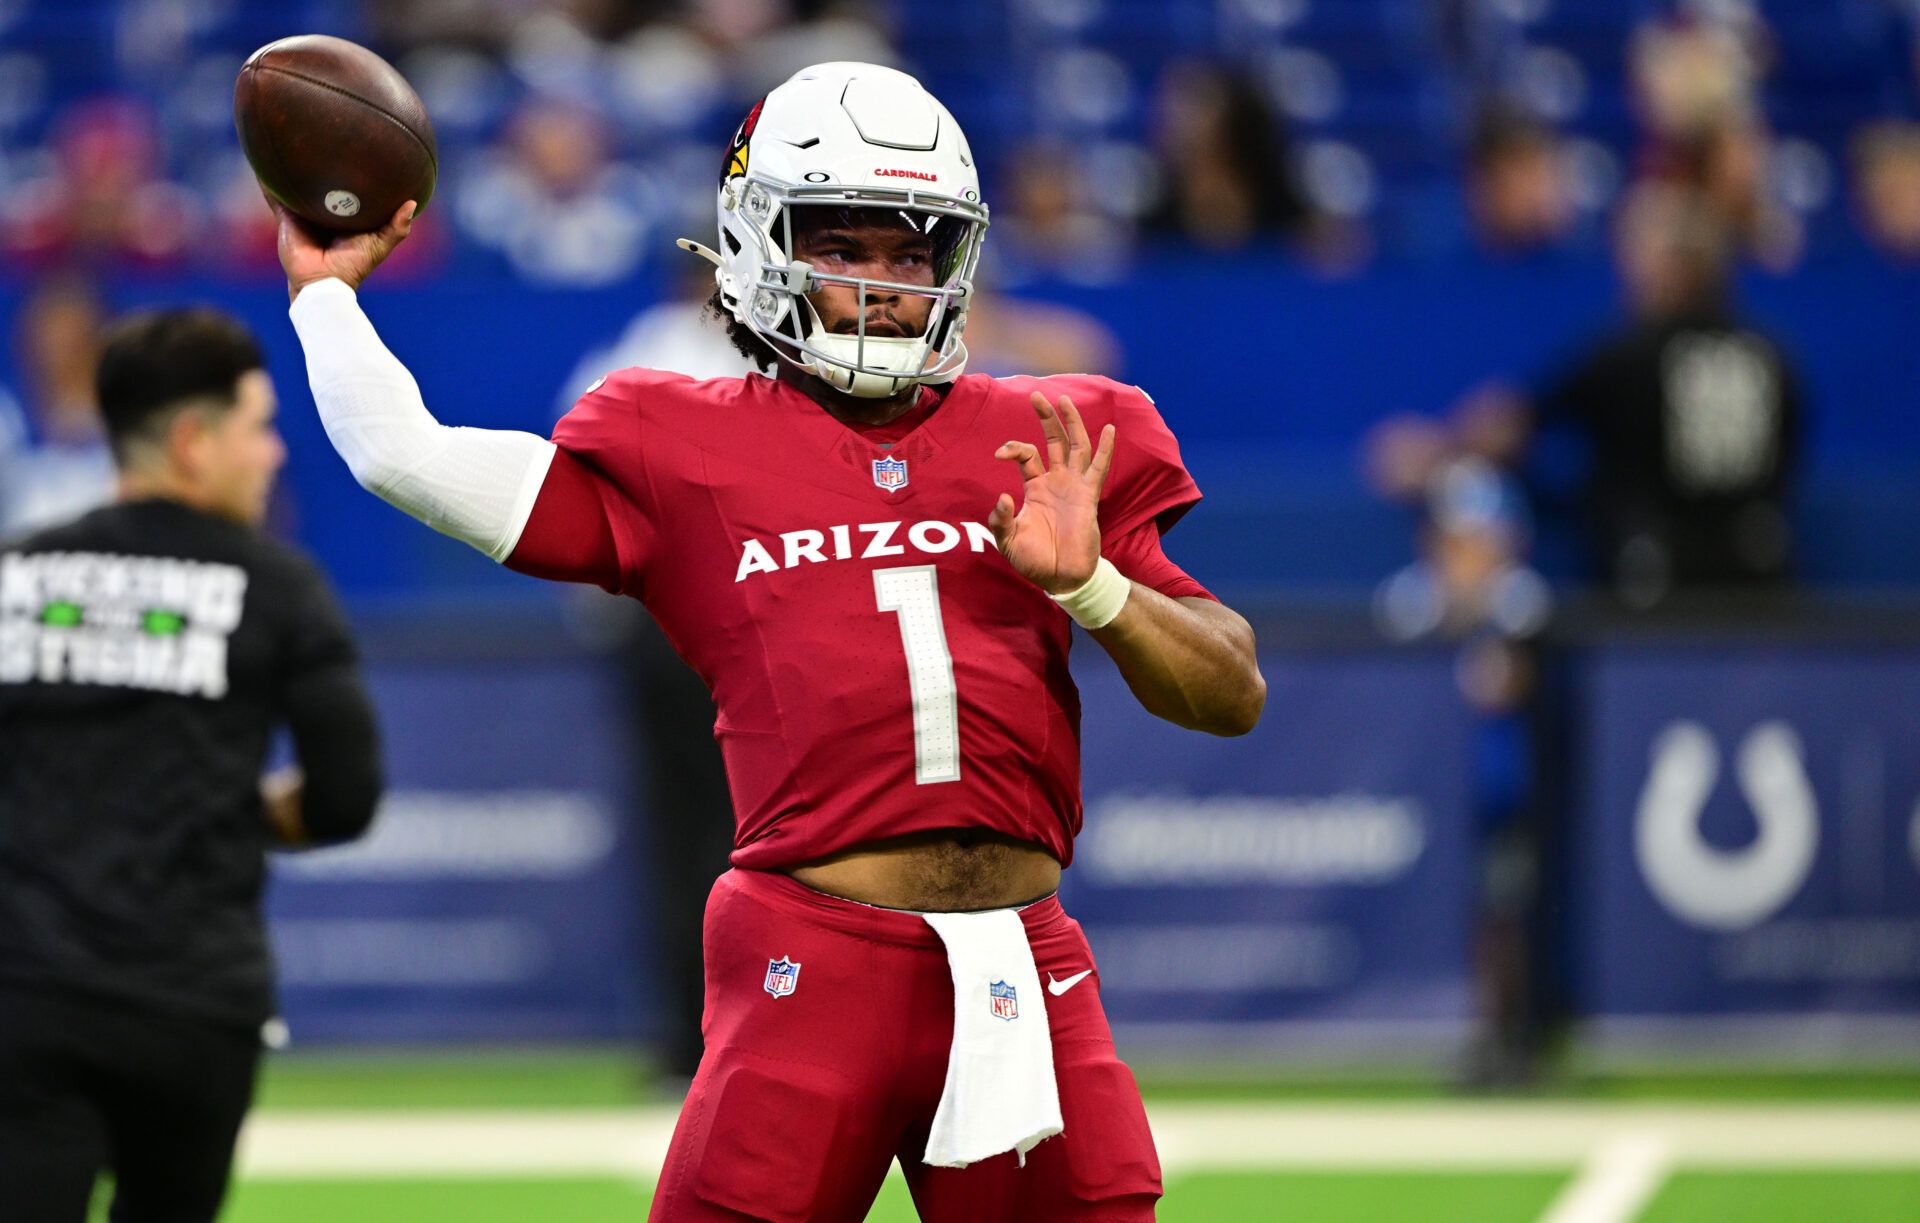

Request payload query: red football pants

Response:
[647,868,1163,1222]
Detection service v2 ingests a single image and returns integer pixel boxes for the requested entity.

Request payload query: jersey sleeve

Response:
[268,547,360,681]
[506,368,670,595]
[1102,517,1217,602]
[267,548,384,843]
[507,450,622,591]
[1091,380,1203,541]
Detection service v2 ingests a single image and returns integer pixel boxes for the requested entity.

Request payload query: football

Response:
[233,34,436,234]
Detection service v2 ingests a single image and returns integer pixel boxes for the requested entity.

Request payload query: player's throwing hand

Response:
[272,199,415,302]
[989,393,1117,595]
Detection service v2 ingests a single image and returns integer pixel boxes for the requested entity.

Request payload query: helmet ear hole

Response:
[722,229,742,255]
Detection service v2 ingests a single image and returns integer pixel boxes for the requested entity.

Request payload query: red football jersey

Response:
[515,370,1205,870]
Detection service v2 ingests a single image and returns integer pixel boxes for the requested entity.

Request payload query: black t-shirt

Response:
[1539,310,1802,595]
[0,499,379,1029]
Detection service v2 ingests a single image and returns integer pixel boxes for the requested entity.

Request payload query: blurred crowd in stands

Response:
[4,0,1919,541]
[1368,10,1824,629]
[3,0,1918,287]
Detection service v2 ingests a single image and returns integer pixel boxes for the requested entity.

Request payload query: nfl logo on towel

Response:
[988,980,1019,1021]
[764,956,801,998]
[872,456,908,492]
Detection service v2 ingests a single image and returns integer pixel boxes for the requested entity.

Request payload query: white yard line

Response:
[1534,1135,1672,1223]
[233,1102,1920,1181]
[1141,1102,1920,1169]
[235,1110,682,1179]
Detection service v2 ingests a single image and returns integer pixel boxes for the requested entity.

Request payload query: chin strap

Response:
[810,334,930,399]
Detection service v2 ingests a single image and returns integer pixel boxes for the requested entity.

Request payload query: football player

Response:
[273,62,1264,1222]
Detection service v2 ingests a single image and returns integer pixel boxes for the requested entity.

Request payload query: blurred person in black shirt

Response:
[1374,183,1803,608]
[0,309,382,1222]
[1463,183,1803,607]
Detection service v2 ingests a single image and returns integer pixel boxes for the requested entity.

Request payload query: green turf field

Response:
[213,1168,1920,1223]
[219,1171,1581,1223]
[103,1052,1920,1223]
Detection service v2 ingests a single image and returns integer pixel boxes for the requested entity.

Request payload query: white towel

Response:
[921,908,1064,1168]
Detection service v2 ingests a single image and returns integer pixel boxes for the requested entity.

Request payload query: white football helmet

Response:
[679,62,989,398]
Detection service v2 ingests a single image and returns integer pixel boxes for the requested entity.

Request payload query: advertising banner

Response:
[1573,644,1920,1041]
[268,640,1486,1054]
[266,653,646,1044]
[1065,648,1481,1056]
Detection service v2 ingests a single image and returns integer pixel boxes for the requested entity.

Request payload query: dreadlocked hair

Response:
[706,288,780,373]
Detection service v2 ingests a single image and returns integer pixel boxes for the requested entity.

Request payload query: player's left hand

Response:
[989,393,1116,595]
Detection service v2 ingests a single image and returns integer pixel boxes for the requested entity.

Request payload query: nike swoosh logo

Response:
[1047,970,1093,996]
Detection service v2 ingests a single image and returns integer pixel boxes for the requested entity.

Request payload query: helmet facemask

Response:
[682,64,991,398]
[719,180,988,398]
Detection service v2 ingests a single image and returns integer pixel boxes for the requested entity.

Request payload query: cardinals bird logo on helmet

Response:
[677,63,989,399]
[723,96,764,182]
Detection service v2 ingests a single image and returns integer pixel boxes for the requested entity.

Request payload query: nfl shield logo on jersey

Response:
[871,456,908,492]
[764,956,801,998]
[988,980,1019,1021]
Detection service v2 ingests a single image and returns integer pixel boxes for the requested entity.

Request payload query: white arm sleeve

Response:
[288,277,556,562]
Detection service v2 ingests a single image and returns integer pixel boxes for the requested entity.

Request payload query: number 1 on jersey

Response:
[873,565,962,784]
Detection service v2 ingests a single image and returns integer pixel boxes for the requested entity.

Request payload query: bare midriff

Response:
[782,827,1062,912]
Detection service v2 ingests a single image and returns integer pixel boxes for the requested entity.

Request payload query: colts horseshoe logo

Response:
[1633,721,1819,931]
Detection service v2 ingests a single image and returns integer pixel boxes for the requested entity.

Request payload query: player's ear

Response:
[163,404,216,481]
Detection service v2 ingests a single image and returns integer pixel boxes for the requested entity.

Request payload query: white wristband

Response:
[1050,557,1131,629]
